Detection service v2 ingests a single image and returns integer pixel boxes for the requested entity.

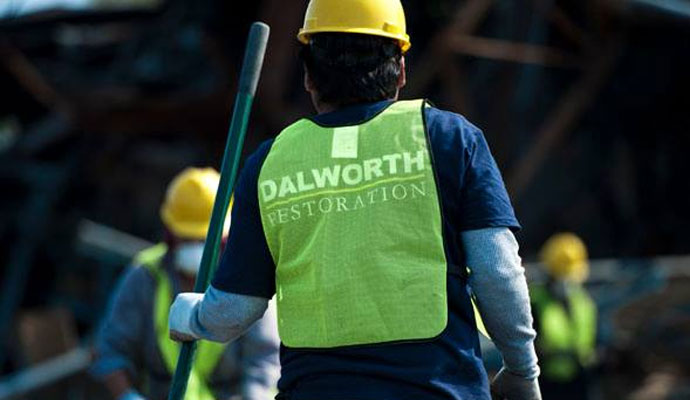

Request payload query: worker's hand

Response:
[169,292,204,342]
[490,368,542,400]
[170,330,196,342]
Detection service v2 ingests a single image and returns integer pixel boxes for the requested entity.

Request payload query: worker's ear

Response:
[397,56,406,89]
[303,66,323,112]
[304,67,315,94]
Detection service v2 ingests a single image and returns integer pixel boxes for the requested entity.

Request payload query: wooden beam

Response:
[255,0,306,131]
[548,5,589,47]
[0,40,70,114]
[406,0,494,98]
[507,41,621,199]
[529,0,589,48]
[448,34,583,68]
[0,348,91,400]
[439,60,472,115]
[449,0,496,33]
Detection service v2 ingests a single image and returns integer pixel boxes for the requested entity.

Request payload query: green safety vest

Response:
[258,99,449,348]
[135,244,226,400]
[530,284,597,382]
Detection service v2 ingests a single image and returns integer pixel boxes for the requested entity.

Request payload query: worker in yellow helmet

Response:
[531,233,598,400]
[91,168,280,400]
[169,1,541,399]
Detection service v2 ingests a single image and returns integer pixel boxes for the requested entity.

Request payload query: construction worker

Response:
[169,1,541,399]
[531,233,597,400]
[91,168,280,400]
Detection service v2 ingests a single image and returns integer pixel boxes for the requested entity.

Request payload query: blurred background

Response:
[0,0,688,399]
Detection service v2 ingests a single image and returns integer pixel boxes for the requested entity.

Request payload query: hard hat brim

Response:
[297,28,411,53]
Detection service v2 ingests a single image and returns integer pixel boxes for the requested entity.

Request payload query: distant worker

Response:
[168,1,541,399]
[531,233,597,400]
[91,168,280,400]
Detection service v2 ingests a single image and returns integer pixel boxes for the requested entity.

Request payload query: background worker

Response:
[531,233,598,400]
[168,1,541,399]
[91,167,280,400]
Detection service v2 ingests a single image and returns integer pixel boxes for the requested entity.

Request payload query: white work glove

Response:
[490,368,542,400]
[169,292,204,342]
[118,389,146,400]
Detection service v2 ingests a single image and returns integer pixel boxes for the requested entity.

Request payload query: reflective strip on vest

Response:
[258,99,448,348]
[135,245,226,400]
[531,284,597,382]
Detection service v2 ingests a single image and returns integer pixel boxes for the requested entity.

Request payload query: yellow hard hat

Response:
[297,0,411,53]
[539,233,590,282]
[160,167,231,240]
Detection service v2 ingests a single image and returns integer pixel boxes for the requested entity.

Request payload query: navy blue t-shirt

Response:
[213,100,519,400]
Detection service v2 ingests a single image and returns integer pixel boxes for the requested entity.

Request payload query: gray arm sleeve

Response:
[90,267,150,378]
[462,227,540,379]
[189,285,270,343]
[240,301,281,400]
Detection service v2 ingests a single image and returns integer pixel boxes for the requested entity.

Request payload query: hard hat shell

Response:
[160,167,231,240]
[297,0,411,53]
[539,233,589,282]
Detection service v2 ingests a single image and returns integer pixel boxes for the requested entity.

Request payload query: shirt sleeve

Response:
[462,227,539,379]
[240,300,281,400]
[212,140,277,298]
[425,107,520,231]
[90,267,151,378]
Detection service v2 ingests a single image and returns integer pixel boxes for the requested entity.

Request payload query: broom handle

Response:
[168,21,270,400]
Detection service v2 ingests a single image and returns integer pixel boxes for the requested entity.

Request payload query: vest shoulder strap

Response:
[135,243,168,273]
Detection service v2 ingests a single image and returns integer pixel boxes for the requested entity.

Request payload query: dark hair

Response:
[299,33,403,107]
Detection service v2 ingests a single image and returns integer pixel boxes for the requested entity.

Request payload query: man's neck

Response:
[315,93,399,115]
[315,103,338,114]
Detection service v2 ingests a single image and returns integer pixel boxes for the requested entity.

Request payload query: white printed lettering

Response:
[363,158,384,181]
[318,197,333,213]
[266,211,278,226]
[382,154,402,174]
[303,201,316,216]
[403,150,425,173]
[312,165,341,188]
[277,208,289,224]
[410,182,427,198]
[336,197,349,211]
[392,184,408,200]
[290,204,301,220]
[278,176,298,198]
[353,195,366,210]
[296,172,315,192]
[260,180,278,202]
[342,164,363,185]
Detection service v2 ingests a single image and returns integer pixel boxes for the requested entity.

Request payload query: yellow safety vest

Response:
[135,244,226,400]
[531,283,596,382]
[258,100,449,348]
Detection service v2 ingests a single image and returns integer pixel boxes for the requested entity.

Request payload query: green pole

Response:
[167,21,270,400]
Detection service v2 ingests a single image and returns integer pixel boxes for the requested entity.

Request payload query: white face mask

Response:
[174,242,206,276]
